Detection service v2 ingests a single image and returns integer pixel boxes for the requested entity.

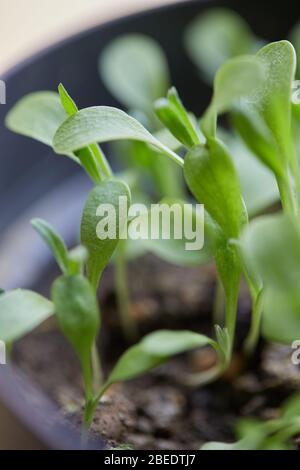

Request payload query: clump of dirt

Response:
[12,256,300,450]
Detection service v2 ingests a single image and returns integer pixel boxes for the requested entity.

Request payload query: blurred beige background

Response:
[0,0,183,74]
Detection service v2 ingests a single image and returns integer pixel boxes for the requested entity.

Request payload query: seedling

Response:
[202,394,300,450]
[2,84,220,428]
[3,17,300,446]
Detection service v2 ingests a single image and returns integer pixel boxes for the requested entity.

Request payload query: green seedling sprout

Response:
[202,394,300,450]
[4,19,300,445]
[3,84,222,429]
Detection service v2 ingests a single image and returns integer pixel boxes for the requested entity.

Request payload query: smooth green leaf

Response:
[51,274,100,363]
[58,83,78,116]
[184,8,257,83]
[155,87,200,148]
[218,129,279,215]
[53,106,183,167]
[231,106,285,178]
[241,214,300,343]
[80,179,131,290]
[5,92,66,147]
[105,330,216,386]
[31,218,69,274]
[184,139,247,239]
[234,41,296,175]
[99,34,169,112]
[201,56,264,138]
[255,41,296,161]
[0,290,54,342]
[242,214,300,291]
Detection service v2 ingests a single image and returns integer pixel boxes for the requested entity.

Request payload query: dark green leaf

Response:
[81,179,131,290]
[51,274,100,365]
[184,139,247,239]
[218,129,279,215]
[155,87,200,148]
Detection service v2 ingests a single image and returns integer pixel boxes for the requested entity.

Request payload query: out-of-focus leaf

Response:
[241,214,300,343]
[104,330,216,387]
[99,34,169,112]
[5,92,66,147]
[184,8,258,83]
[201,56,264,138]
[0,290,54,342]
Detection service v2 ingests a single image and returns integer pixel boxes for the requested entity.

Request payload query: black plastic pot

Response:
[0,0,298,450]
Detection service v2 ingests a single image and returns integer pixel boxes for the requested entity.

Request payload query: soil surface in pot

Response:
[13,255,300,450]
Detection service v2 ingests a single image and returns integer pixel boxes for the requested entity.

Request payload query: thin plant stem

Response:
[91,342,103,392]
[212,278,225,327]
[244,290,263,356]
[90,143,113,179]
[115,239,138,342]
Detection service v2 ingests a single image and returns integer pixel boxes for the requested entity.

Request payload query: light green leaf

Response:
[184,8,257,83]
[58,83,78,116]
[0,290,54,342]
[31,218,69,274]
[53,106,183,167]
[255,41,296,161]
[5,92,66,147]
[105,330,216,386]
[241,214,300,343]
[99,34,169,112]
[234,41,296,175]
[80,179,131,290]
[231,106,285,178]
[201,56,264,138]
[155,87,200,148]
[184,138,247,239]
[241,214,300,291]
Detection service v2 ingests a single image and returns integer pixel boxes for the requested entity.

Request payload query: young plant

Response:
[202,394,300,450]
[3,83,223,429]
[31,59,252,386]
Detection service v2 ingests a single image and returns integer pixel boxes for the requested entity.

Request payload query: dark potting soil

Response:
[12,256,300,450]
